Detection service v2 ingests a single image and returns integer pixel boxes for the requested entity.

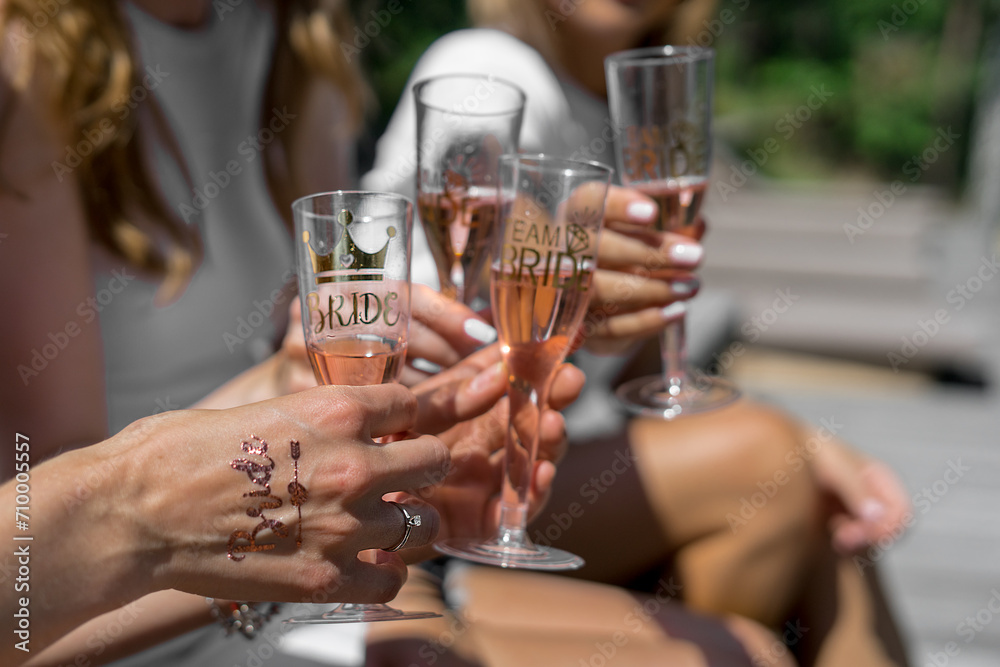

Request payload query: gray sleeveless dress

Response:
[97,0,293,435]
[103,2,355,665]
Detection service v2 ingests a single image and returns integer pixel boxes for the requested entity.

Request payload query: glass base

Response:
[435,537,584,571]
[283,603,441,625]
[616,373,740,420]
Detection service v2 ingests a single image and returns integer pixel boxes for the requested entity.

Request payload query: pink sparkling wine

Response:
[419,189,497,299]
[307,336,406,386]
[491,268,592,387]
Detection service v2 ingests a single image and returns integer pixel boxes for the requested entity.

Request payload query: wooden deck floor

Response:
[699,180,1000,666]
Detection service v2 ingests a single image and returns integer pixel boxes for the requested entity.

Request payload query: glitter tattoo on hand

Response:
[227,436,309,561]
[287,440,309,549]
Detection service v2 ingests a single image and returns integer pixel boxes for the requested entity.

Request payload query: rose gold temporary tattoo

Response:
[287,440,309,548]
[227,520,289,560]
[227,436,287,561]
[227,437,310,560]
[230,435,277,487]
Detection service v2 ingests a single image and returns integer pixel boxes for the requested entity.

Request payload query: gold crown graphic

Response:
[302,209,396,283]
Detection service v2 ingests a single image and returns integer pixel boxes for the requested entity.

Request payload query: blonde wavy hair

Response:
[0,0,366,301]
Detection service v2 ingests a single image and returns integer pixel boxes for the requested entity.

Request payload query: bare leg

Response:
[365,566,795,667]
[532,400,909,666]
[537,401,820,627]
[794,546,910,667]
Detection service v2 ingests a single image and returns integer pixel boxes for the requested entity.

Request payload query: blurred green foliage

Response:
[352,0,467,169]
[351,0,996,190]
[712,0,995,190]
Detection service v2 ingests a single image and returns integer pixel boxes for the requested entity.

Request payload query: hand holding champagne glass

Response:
[287,191,439,623]
[414,74,525,308]
[436,155,612,570]
[605,46,739,419]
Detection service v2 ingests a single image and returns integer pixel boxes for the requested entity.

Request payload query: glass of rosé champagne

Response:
[436,155,612,569]
[286,191,440,624]
[605,46,740,419]
[414,74,525,310]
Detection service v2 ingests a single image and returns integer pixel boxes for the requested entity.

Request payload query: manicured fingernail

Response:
[860,499,886,522]
[670,279,699,296]
[627,201,656,221]
[469,362,504,393]
[464,319,497,345]
[410,358,442,374]
[661,302,686,320]
[669,242,703,265]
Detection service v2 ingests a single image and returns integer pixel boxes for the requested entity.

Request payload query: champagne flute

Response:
[414,74,525,309]
[436,155,612,570]
[605,46,740,419]
[285,191,440,624]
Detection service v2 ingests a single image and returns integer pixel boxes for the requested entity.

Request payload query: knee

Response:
[640,400,818,505]
[627,400,824,543]
[716,402,806,482]
[713,402,823,533]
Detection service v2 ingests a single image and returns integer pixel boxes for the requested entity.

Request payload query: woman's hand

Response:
[392,345,586,562]
[402,284,497,385]
[584,185,706,355]
[806,432,913,555]
[5,385,454,660]
[117,384,449,604]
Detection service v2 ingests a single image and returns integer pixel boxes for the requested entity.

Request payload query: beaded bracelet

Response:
[206,599,282,639]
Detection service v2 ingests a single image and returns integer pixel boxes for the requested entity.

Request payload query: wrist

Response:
[27,435,155,620]
[94,417,176,600]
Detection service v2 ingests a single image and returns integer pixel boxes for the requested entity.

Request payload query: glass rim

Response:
[413,73,527,117]
[499,153,614,181]
[291,190,413,214]
[605,45,714,68]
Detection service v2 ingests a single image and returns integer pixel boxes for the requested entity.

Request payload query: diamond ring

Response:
[384,502,421,552]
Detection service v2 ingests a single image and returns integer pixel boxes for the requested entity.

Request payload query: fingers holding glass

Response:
[435,154,612,570]
[597,228,704,273]
[605,45,739,419]
[406,284,498,379]
[287,191,441,624]
[412,283,498,351]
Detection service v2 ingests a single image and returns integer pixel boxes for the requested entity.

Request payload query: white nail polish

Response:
[410,358,443,374]
[860,499,886,522]
[627,201,656,220]
[464,319,498,344]
[670,281,695,296]
[660,302,686,320]
[669,243,703,265]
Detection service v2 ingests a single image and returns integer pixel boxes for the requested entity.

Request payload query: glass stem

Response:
[496,505,528,546]
[450,262,465,304]
[660,304,689,390]
[496,376,546,546]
